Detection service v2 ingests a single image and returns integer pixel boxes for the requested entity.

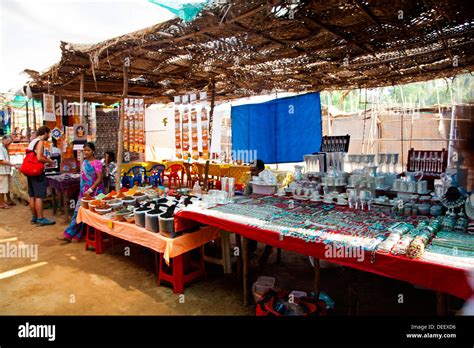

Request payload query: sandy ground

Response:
[0,204,464,315]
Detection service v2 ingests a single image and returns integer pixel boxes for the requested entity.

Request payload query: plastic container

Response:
[121,196,137,207]
[289,290,307,298]
[145,211,161,232]
[252,183,278,195]
[254,276,276,294]
[159,216,178,238]
[115,210,131,222]
[81,197,95,209]
[252,276,277,303]
[108,199,123,211]
[95,207,112,215]
[88,200,102,212]
[134,208,151,228]
[124,213,135,223]
[133,192,147,203]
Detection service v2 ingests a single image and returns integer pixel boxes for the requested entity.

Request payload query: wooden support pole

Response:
[25,101,30,140]
[79,73,85,124]
[208,79,216,150]
[241,236,249,306]
[32,99,37,131]
[116,59,129,190]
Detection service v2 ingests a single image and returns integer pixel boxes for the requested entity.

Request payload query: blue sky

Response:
[0,0,175,92]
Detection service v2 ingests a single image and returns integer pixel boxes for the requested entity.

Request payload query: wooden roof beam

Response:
[353,0,382,27]
[300,14,372,54]
[232,21,305,53]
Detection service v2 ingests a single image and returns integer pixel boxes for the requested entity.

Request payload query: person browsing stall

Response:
[27,126,56,225]
[58,142,105,243]
[0,135,16,209]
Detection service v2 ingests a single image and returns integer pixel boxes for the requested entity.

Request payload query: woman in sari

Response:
[58,142,104,243]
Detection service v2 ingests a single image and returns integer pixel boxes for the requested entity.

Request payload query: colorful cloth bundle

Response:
[391,234,415,256]
[407,237,425,259]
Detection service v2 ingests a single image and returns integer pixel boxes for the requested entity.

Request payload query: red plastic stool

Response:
[85,225,112,254]
[156,247,206,294]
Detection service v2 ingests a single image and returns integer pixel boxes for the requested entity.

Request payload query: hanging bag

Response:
[20,140,44,177]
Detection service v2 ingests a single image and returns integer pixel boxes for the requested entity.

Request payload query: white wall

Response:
[145,104,174,161]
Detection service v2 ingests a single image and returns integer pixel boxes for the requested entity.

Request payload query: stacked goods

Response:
[95,108,119,159]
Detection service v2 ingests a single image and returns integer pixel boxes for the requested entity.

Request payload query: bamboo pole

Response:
[79,73,84,124]
[32,99,37,131]
[447,79,456,168]
[25,101,30,140]
[116,60,129,190]
[208,79,216,150]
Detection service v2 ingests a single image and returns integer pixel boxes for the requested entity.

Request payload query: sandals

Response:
[56,237,72,244]
[6,201,16,206]
[0,204,13,209]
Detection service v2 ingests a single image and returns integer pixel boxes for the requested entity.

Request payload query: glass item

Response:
[405,171,423,183]
[385,153,393,173]
[375,176,385,189]
[377,153,386,172]
[391,153,399,173]
[417,180,428,194]
[294,165,305,181]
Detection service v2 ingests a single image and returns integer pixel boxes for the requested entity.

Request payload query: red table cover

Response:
[176,210,472,300]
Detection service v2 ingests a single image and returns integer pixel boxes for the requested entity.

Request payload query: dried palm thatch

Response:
[25,0,474,103]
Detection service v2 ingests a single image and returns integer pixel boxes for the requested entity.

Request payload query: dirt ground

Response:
[0,204,465,315]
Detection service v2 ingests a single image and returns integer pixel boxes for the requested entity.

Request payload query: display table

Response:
[175,196,473,305]
[77,207,220,264]
[46,174,80,216]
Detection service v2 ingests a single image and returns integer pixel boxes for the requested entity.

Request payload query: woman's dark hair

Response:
[105,151,115,163]
[251,159,265,171]
[36,126,51,136]
[83,142,96,152]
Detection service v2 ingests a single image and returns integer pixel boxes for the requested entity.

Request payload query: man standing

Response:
[0,135,15,209]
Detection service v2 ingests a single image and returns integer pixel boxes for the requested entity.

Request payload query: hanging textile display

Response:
[182,95,191,161]
[190,93,199,160]
[200,91,209,160]
[138,99,145,154]
[173,91,210,160]
[123,98,145,161]
[124,98,130,152]
[43,94,56,122]
[174,96,182,159]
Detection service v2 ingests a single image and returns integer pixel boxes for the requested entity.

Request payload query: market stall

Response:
[176,195,473,303]
[19,0,473,318]
[73,187,222,293]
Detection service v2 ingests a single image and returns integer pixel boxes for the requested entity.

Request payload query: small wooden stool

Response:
[85,225,112,254]
[203,230,235,274]
[156,247,206,294]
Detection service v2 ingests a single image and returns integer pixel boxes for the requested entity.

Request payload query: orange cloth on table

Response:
[208,163,221,177]
[228,165,250,184]
[76,207,220,264]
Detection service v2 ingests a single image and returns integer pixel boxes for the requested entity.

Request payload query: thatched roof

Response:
[26,0,474,103]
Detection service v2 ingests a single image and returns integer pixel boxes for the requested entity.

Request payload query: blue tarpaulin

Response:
[231,92,322,164]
